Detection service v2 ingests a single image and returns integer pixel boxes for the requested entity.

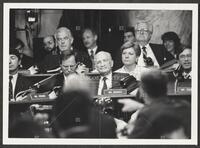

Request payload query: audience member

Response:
[12,38,34,69]
[117,70,169,137]
[115,41,149,80]
[37,35,60,72]
[51,90,116,138]
[128,100,191,139]
[43,35,59,55]
[123,26,135,43]
[173,47,192,80]
[9,49,32,100]
[9,112,50,138]
[79,28,102,71]
[161,31,182,59]
[45,51,88,96]
[113,26,135,71]
[94,51,129,95]
[94,51,139,122]
[135,21,174,67]
[55,27,77,54]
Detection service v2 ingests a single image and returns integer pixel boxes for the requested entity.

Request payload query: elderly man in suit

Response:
[94,51,138,122]
[135,21,174,68]
[94,51,129,95]
[9,49,32,101]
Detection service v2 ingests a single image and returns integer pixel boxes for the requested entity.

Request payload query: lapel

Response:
[14,74,23,97]
[149,43,163,65]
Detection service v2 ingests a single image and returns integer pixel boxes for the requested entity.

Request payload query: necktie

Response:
[142,46,147,61]
[90,49,94,59]
[142,46,154,66]
[9,76,13,101]
[101,77,107,95]
[90,50,95,70]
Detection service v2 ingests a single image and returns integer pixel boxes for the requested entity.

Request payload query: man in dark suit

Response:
[93,51,136,121]
[93,51,129,95]
[43,51,88,96]
[12,38,34,69]
[78,28,101,72]
[36,35,60,73]
[9,49,32,101]
[135,21,174,68]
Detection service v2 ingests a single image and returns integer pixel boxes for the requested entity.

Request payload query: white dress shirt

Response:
[137,44,160,68]
[97,72,112,95]
[10,73,18,96]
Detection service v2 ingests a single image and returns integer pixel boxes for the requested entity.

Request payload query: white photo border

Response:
[3,3,198,145]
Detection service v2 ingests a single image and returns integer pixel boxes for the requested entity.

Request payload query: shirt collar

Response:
[100,72,112,81]
[11,72,18,79]
[139,43,150,50]
[88,46,98,55]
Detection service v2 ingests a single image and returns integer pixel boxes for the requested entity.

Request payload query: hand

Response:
[118,98,144,112]
[75,64,88,75]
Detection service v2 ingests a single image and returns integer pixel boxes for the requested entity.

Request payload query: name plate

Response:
[30,93,49,100]
[176,87,191,94]
[176,81,191,94]
[104,89,127,96]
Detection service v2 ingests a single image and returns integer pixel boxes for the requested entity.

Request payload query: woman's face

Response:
[122,47,137,66]
[163,40,175,53]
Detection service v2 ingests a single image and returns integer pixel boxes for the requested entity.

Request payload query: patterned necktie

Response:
[101,77,108,95]
[9,75,13,101]
[142,46,154,66]
[142,46,147,61]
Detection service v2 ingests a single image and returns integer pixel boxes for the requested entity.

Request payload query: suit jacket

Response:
[88,72,134,121]
[88,72,130,96]
[149,43,174,66]
[21,54,34,69]
[14,74,32,98]
[77,47,102,71]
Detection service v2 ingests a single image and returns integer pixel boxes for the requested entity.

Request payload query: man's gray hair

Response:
[94,51,113,62]
[135,21,153,33]
[55,27,73,39]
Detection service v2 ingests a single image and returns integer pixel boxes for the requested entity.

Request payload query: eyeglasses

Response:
[136,29,150,33]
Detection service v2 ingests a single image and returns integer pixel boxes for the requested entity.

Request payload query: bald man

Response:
[94,51,129,95]
[135,21,174,68]
[94,51,137,121]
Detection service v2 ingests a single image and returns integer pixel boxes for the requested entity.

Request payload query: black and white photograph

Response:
[2,3,198,145]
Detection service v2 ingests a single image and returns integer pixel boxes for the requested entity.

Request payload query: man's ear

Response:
[18,59,21,65]
[70,37,74,44]
[111,60,114,68]
[94,35,98,41]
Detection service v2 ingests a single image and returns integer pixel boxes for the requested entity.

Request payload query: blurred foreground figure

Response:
[51,90,116,138]
[128,100,191,139]
[9,113,50,138]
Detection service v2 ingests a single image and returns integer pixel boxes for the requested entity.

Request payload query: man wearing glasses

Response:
[135,21,173,68]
